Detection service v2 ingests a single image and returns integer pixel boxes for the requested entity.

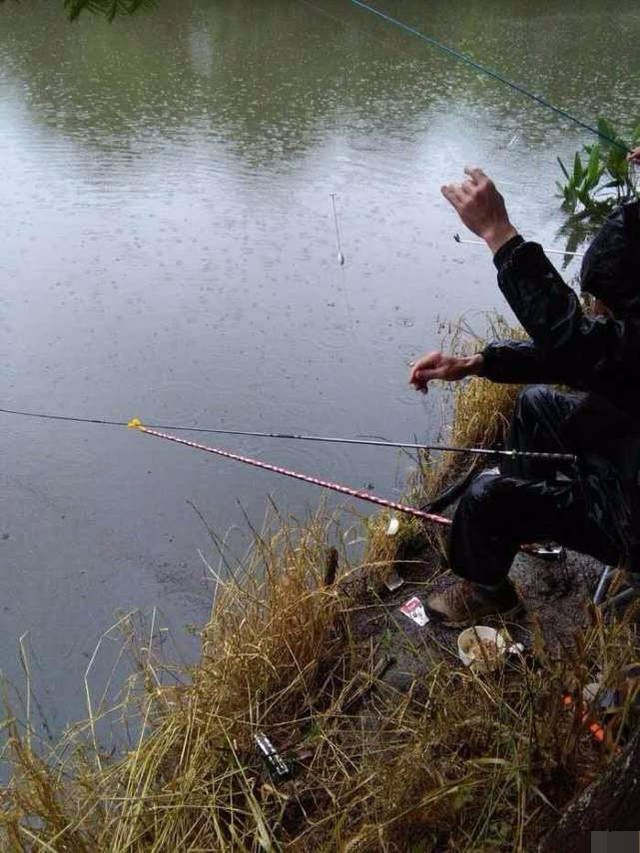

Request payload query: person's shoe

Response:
[426,579,522,627]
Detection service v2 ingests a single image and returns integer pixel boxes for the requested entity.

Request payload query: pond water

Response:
[0,0,638,734]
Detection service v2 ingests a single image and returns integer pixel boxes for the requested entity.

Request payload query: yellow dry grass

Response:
[0,521,637,852]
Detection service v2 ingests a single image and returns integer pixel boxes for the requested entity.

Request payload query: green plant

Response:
[557,118,640,219]
[63,0,156,20]
[0,0,156,21]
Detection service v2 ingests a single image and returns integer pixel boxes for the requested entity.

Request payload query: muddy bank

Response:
[349,545,605,694]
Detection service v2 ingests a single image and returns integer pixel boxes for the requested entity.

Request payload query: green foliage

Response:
[0,0,157,21]
[557,117,640,220]
[63,0,156,20]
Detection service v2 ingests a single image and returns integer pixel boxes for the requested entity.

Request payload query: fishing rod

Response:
[0,406,578,464]
[453,233,585,259]
[348,0,631,154]
[129,419,451,524]
[128,420,556,556]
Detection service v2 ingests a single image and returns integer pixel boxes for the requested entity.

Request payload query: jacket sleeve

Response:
[494,237,633,383]
[481,339,578,385]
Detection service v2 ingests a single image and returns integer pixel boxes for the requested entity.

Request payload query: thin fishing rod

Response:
[348,0,630,153]
[0,405,578,463]
[129,422,553,556]
[453,233,585,258]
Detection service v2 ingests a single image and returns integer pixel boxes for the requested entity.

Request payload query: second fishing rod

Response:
[0,404,578,465]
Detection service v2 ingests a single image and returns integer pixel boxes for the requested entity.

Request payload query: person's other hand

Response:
[409,351,484,393]
[627,146,640,164]
[441,167,517,254]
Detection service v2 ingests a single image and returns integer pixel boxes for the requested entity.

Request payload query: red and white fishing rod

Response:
[128,419,553,556]
[128,419,452,526]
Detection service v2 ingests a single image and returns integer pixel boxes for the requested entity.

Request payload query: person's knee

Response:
[514,385,553,421]
[463,472,512,510]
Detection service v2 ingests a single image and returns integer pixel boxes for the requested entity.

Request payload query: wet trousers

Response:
[449,385,628,586]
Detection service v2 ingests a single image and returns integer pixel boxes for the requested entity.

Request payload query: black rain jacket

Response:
[480,201,640,553]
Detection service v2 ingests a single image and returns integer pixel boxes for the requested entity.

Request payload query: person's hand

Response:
[441,167,517,254]
[409,351,484,393]
[627,146,640,164]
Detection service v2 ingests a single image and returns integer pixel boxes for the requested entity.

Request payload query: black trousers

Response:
[449,386,628,586]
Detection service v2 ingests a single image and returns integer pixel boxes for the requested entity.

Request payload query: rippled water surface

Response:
[1,0,639,730]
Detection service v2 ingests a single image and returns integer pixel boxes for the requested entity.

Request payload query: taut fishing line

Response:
[347,0,630,152]
[329,191,355,330]
[330,193,345,267]
[298,0,630,152]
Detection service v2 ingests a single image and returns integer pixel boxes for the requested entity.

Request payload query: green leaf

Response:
[605,148,628,182]
[561,187,577,213]
[597,116,617,149]
[598,116,631,158]
[573,152,584,184]
[586,145,602,188]
[62,0,157,21]
[557,156,571,181]
[577,187,591,206]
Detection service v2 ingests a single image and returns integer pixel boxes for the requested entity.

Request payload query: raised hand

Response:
[441,167,517,254]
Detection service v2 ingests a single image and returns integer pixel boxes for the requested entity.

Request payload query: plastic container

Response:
[457,625,508,672]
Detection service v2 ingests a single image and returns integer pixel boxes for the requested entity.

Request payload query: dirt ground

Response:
[351,547,605,693]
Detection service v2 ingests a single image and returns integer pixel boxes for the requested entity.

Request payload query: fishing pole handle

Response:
[497,448,578,464]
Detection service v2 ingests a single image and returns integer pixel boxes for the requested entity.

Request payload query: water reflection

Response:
[4,0,638,169]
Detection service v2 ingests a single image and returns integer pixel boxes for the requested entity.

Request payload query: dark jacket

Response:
[481,232,640,550]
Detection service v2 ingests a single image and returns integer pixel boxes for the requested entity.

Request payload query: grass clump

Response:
[1,540,638,851]
[0,511,351,851]
[363,508,431,585]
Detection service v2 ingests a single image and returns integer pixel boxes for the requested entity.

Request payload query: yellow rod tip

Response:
[127,418,144,430]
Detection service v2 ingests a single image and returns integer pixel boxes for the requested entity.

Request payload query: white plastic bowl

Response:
[457,625,507,672]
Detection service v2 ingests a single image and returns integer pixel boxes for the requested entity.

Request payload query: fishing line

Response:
[330,193,345,266]
[347,0,630,153]
[329,191,355,330]
[453,233,585,258]
[0,405,577,463]
[300,0,629,152]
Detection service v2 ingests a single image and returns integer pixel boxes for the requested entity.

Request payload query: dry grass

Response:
[0,315,638,851]
[363,508,431,586]
[0,518,637,852]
